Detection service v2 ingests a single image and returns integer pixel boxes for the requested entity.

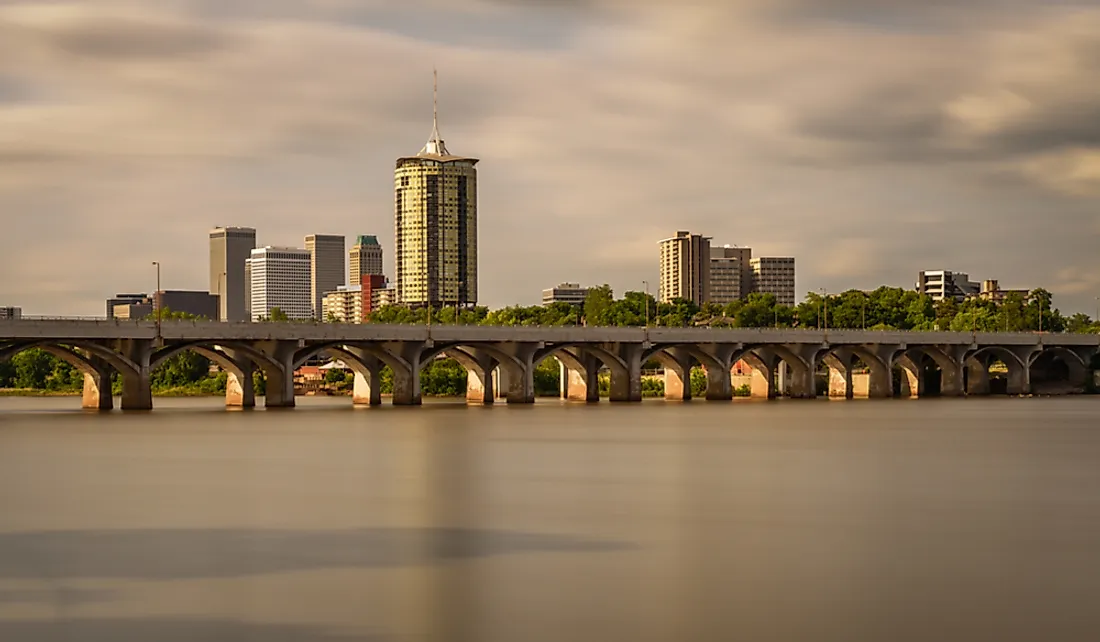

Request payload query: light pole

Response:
[642,280,650,328]
[152,261,162,341]
[819,288,828,331]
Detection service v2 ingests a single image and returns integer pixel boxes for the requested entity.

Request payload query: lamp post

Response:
[152,261,162,341]
[819,287,828,331]
[642,280,650,328]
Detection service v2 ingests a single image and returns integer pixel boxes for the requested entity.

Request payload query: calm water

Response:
[1,396,1099,641]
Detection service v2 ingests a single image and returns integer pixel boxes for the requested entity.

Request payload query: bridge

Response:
[1,320,1097,410]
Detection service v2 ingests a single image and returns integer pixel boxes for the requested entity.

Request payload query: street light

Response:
[642,280,650,328]
[152,261,162,341]
[819,287,828,331]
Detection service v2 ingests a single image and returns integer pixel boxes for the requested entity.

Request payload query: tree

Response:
[1066,313,1094,334]
[324,368,349,386]
[583,285,614,326]
[12,349,53,389]
[269,307,289,322]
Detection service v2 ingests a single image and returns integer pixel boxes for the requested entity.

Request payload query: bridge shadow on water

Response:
[0,527,631,580]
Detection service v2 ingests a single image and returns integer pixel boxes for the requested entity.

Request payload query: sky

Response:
[2,0,1100,316]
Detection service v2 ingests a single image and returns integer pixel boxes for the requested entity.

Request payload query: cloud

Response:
[0,0,1098,316]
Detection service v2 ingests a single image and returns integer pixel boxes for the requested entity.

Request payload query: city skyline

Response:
[2,1,1100,315]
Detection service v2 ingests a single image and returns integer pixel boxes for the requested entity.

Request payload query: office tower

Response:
[209,226,256,321]
[542,283,590,306]
[658,231,711,305]
[709,245,753,305]
[247,247,312,320]
[750,257,796,307]
[305,234,345,319]
[349,235,384,285]
[395,71,478,307]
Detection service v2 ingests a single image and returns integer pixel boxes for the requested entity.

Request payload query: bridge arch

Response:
[0,341,122,410]
[1028,346,1089,393]
[966,346,1030,395]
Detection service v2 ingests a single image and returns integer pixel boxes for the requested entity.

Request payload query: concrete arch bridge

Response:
[1,320,1096,411]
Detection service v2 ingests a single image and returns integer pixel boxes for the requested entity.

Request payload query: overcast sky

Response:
[2,0,1100,315]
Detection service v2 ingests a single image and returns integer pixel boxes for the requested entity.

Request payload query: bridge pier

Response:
[117,339,153,411]
[896,355,923,399]
[559,350,601,402]
[966,359,991,395]
[607,344,643,402]
[823,354,852,399]
[81,370,113,410]
[658,348,694,402]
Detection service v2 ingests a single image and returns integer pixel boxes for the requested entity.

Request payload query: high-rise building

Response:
[154,290,219,320]
[659,231,711,305]
[750,257,796,306]
[916,270,981,302]
[247,246,312,321]
[395,71,478,308]
[106,293,150,319]
[305,234,345,320]
[709,246,752,305]
[349,235,384,285]
[209,226,256,322]
[0,307,23,320]
[542,283,590,306]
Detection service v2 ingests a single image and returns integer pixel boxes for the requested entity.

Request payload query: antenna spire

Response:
[422,68,449,156]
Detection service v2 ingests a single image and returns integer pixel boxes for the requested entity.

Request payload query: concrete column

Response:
[827,366,851,399]
[787,366,817,399]
[353,370,382,406]
[505,347,538,405]
[226,367,256,408]
[608,344,643,403]
[1006,361,1031,395]
[776,362,789,396]
[939,346,967,397]
[117,339,153,411]
[388,341,424,406]
[81,368,113,410]
[898,366,921,398]
[704,365,733,401]
[664,367,690,401]
[866,366,894,399]
[750,368,773,399]
[492,366,508,400]
[967,359,990,395]
[465,366,492,404]
[561,355,599,402]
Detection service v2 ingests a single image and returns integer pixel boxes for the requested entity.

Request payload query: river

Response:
[1,396,1099,641]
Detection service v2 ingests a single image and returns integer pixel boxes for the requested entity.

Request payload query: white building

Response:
[248,246,312,321]
[916,270,981,302]
[749,257,796,307]
[659,231,711,305]
[306,234,345,320]
[0,306,23,320]
[542,283,589,306]
[322,286,364,324]
[349,235,384,284]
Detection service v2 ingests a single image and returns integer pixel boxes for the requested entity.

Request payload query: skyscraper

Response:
[659,231,711,305]
[395,71,478,308]
[247,246,312,320]
[349,235,384,284]
[209,226,256,322]
[305,234,345,319]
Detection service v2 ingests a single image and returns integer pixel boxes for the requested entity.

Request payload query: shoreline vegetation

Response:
[3,293,1098,398]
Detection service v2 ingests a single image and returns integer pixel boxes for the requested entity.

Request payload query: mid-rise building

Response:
[395,72,478,308]
[709,245,752,305]
[373,286,398,309]
[154,290,219,320]
[750,257,796,306]
[106,294,150,319]
[349,235,384,284]
[360,274,389,315]
[306,234,345,320]
[0,306,22,320]
[321,286,364,324]
[209,226,256,321]
[542,283,589,306]
[659,231,711,305]
[917,270,980,302]
[247,246,312,321]
[975,279,1030,303]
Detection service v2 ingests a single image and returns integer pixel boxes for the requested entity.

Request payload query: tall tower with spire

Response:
[394,70,479,309]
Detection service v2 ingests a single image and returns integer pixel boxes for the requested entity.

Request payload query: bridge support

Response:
[116,339,153,411]
[896,354,923,399]
[557,350,600,402]
[81,356,114,410]
[657,348,695,402]
[823,354,852,399]
[606,343,644,402]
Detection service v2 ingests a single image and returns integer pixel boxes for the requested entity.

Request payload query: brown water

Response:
[1,396,1099,641]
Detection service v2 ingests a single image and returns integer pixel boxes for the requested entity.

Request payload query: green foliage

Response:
[419,358,466,396]
[533,359,561,396]
[269,307,289,322]
[583,284,615,326]
[324,368,350,386]
[641,377,664,397]
[690,368,707,397]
